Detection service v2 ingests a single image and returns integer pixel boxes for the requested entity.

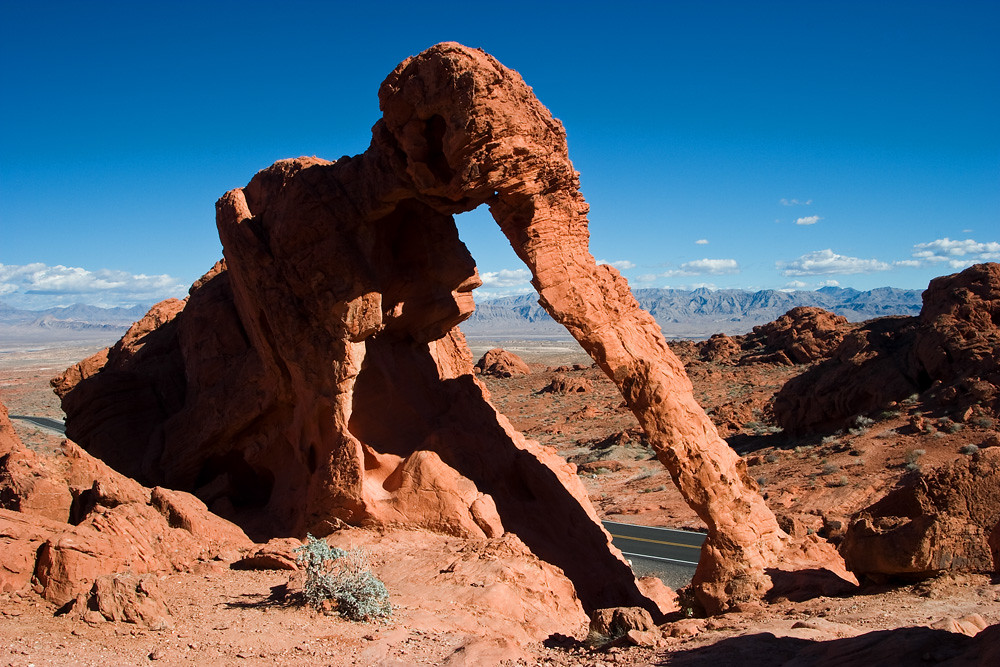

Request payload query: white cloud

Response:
[777,249,891,276]
[694,239,709,245]
[795,215,822,226]
[819,279,841,287]
[784,280,808,289]
[663,258,740,277]
[596,259,636,271]
[0,262,187,309]
[911,238,1000,265]
[780,198,813,206]
[893,259,922,268]
[478,268,531,288]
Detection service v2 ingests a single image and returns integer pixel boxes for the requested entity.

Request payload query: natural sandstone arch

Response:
[56,42,850,613]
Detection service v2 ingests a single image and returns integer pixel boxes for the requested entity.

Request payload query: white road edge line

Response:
[620,551,699,567]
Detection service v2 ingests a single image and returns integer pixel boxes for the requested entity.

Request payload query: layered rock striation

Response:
[54,42,848,613]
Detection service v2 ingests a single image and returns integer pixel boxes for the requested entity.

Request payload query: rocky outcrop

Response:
[475,348,530,377]
[841,448,1000,580]
[744,307,852,365]
[775,263,1000,434]
[54,42,848,613]
[696,307,853,367]
[698,333,741,363]
[0,399,251,604]
[540,375,593,394]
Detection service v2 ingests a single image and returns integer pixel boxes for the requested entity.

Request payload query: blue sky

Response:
[1,1,997,308]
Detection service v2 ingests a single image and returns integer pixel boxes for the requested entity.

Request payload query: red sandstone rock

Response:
[841,449,1000,580]
[589,606,655,638]
[54,42,847,614]
[775,263,1000,434]
[540,374,593,394]
[0,402,20,456]
[232,537,301,571]
[475,348,530,377]
[989,519,1000,572]
[0,398,252,606]
[749,307,852,364]
[699,333,741,363]
[69,573,172,628]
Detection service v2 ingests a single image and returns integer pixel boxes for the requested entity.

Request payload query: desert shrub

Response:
[821,435,840,446]
[828,475,849,487]
[959,444,980,455]
[902,393,920,405]
[904,449,925,465]
[972,417,995,429]
[905,462,922,473]
[294,534,391,621]
[765,453,779,463]
[875,410,900,421]
[756,476,768,487]
[875,429,897,440]
[821,463,840,475]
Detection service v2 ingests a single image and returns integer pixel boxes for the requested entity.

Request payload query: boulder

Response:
[589,606,656,638]
[698,333,741,363]
[841,448,1000,580]
[475,348,530,377]
[68,573,172,628]
[540,374,593,394]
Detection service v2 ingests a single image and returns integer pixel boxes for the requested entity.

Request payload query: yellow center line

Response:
[608,533,703,550]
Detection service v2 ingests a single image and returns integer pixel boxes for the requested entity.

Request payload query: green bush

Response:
[295,534,391,621]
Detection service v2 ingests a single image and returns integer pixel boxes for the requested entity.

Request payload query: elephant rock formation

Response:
[55,42,849,613]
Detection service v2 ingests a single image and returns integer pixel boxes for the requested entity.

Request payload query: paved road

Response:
[9,415,66,434]
[602,520,705,566]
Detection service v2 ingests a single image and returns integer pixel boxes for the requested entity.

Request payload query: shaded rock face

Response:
[841,448,1000,580]
[53,42,846,613]
[0,399,251,604]
[775,263,1000,435]
[475,348,530,378]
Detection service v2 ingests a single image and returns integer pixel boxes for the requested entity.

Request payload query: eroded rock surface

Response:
[54,42,847,613]
[775,263,1000,435]
[841,448,1000,580]
[0,399,251,604]
[475,348,530,378]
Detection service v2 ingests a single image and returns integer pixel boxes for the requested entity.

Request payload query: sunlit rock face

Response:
[56,42,850,614]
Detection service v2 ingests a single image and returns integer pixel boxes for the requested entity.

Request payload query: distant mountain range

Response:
[0,302,149,327]
[0,301,150,347]
[0,284,927,345]
[461,286,925,339]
